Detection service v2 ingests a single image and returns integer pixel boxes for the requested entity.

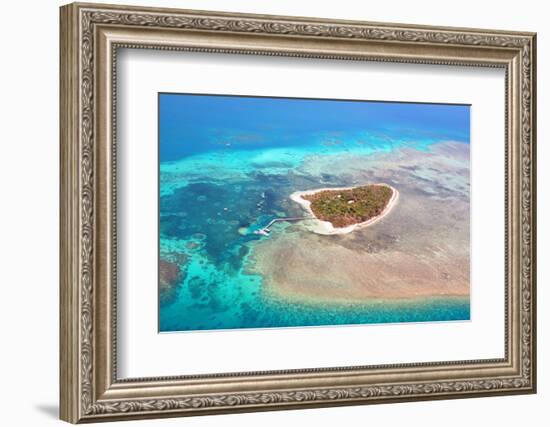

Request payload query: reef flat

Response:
[247,142,470,305]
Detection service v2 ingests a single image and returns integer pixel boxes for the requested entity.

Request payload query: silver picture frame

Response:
[60,2,536,423]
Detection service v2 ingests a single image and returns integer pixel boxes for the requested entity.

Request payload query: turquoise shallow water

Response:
[158,94,470,332]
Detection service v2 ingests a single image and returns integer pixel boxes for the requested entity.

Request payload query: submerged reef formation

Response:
[249,142,470,305]
[159,255,187,306]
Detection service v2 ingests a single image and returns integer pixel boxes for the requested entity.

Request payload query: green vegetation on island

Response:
[303,185,394,228]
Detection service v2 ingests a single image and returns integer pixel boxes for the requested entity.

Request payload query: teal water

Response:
[158,94,470,332]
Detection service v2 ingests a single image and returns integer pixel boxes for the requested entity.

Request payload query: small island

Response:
[290,184,398,235]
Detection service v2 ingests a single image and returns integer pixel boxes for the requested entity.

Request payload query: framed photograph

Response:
[60,2,537,423]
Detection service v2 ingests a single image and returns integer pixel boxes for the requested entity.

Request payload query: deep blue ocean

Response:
[158,93,470,332]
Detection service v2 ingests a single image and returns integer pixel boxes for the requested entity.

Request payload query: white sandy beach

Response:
[290,184,399,235]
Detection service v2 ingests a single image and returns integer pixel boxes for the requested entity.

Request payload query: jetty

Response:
[253,217,311,236]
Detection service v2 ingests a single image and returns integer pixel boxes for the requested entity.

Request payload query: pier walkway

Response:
[254,217,311,235]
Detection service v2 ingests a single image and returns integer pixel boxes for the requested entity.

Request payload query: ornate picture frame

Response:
[60,2,536,423]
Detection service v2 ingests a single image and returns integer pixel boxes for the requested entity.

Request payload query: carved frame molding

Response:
[60,2,536,423]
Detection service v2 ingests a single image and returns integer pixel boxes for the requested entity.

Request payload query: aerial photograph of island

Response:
[158,93,471,332]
